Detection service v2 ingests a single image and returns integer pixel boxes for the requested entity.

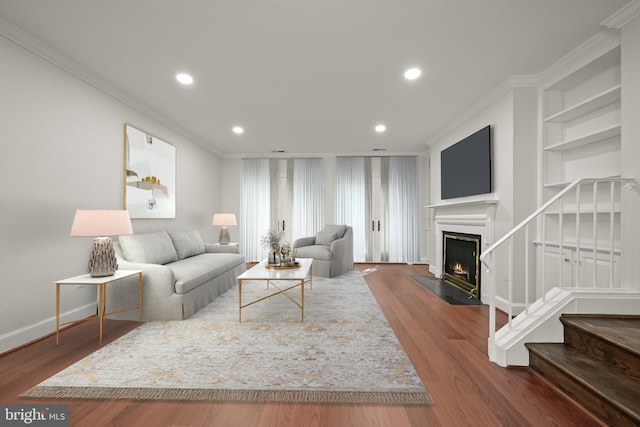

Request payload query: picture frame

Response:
[124,124,176,219]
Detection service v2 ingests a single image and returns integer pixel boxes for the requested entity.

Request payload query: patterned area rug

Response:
[23,271,431,404]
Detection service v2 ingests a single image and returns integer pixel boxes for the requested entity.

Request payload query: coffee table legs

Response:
[238,279,305,322]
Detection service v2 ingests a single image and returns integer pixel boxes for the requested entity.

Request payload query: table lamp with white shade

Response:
[70,209,134,277]
[212,213,237,245]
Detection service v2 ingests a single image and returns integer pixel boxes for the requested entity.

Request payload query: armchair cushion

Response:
[168,230,206,259]
[315,224,347,245]
[295,245,332,261]
[316,230,339,245]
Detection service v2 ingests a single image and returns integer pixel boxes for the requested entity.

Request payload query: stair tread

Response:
[527,342,640,417]
[562,315,640,355]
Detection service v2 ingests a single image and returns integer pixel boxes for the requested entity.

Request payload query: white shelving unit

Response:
[541,46,621,187]
[538,42,622,289]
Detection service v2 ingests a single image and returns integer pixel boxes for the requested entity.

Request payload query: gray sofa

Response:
[293,224,353,277]
[106,230,246,321]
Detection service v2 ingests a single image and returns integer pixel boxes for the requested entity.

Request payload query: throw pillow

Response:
[168,230,206,260]
[321,224,347,239]
[316,230,339,245]
[118,231,179,265]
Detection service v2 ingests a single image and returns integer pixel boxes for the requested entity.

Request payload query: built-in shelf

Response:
[544,85,621,123]
[425,199,498,209]
[544,124,621,151]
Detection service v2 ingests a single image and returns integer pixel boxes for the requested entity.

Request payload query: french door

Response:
[270,158,324,245]
[336,156,419,263]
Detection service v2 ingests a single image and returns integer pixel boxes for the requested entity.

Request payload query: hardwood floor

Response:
[0,264,603,427]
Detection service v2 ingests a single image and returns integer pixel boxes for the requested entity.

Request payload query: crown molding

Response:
[425,75,538,146]
[223,150,429,160]
[0,17,221,157]
[536,29,620,88]
[602,0,640,29]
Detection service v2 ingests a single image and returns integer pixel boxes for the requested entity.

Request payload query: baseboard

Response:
[0,302,96,355]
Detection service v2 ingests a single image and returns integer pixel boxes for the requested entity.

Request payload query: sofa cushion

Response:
[295,245,333,261]
[169,253,246,294]
[118,231,179,265]
[168,230,205,259]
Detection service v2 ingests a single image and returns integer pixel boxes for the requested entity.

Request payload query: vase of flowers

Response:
[261,229,284,266]
[280,242,292,265]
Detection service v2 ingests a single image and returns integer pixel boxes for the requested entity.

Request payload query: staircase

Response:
[526,314,640,426]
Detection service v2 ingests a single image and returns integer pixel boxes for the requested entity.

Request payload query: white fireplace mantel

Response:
[428,200,497,301]
[425,199,498,209]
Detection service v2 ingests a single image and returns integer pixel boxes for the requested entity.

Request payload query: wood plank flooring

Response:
[0,264,604,426]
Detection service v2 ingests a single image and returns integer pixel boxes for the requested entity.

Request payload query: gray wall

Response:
[0,35,223,353]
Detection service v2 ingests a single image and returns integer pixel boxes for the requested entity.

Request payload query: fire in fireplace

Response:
[442,231,481,298]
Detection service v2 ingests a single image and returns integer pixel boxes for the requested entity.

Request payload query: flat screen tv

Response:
[440,125,492,200]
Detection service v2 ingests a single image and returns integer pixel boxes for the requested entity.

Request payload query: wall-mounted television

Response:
[440,125,492,200]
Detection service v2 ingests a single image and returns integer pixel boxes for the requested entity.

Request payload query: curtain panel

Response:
[388,156,420,262]
[241,159,271,262]
[335,157,367,262]
[291,158,324,243]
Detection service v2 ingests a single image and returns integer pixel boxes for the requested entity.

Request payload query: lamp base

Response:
[218,226,231,245]
[88,237,118,277]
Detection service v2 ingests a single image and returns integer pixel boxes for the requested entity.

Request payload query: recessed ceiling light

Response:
[375,124,386,133]
[232,126,244,134]
[404,67,421,80]
[176,73,194,85]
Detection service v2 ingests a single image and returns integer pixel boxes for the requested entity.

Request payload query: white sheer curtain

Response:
[241,159,271,262]
[291,158,324,243]
[388,156,420,262]
[335,157,367,262]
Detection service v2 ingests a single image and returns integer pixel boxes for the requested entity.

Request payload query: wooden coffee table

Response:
[236,258,313,322]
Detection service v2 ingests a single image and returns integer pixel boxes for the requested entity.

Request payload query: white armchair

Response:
[293,224,353,278]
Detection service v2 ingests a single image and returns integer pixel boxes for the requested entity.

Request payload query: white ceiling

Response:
[0,0,630,156]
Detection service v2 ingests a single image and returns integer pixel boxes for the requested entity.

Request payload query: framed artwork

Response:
[124,124,176,219]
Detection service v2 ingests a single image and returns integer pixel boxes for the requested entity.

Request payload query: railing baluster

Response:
[576,183,581,288]
[488,252,495,355]
[525,223,530,315]
[593,182,598,288]
[508,238,513,326]
[541,213,547,303]
[610,181,615,288]
[559,197,564,287]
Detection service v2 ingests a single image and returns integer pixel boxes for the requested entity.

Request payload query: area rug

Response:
[411,275,484,306]
[23,271,430,405]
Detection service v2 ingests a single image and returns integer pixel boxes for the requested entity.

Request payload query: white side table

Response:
[54,269,143,345]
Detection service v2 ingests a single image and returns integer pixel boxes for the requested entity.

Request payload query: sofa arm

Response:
[293,236,316,249]
[204,243,240,254]
[106,258,178,321]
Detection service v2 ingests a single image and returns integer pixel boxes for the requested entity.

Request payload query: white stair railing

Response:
[479,178,638,360]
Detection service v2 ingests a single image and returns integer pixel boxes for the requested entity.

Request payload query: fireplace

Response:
[442,231,481,298]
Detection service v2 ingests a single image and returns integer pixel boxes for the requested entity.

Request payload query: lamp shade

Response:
[70,210,133,237]
[212,213,237,227]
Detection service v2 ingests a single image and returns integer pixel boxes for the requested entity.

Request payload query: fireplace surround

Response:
[443,232,481,298]
[429,201,497,302]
